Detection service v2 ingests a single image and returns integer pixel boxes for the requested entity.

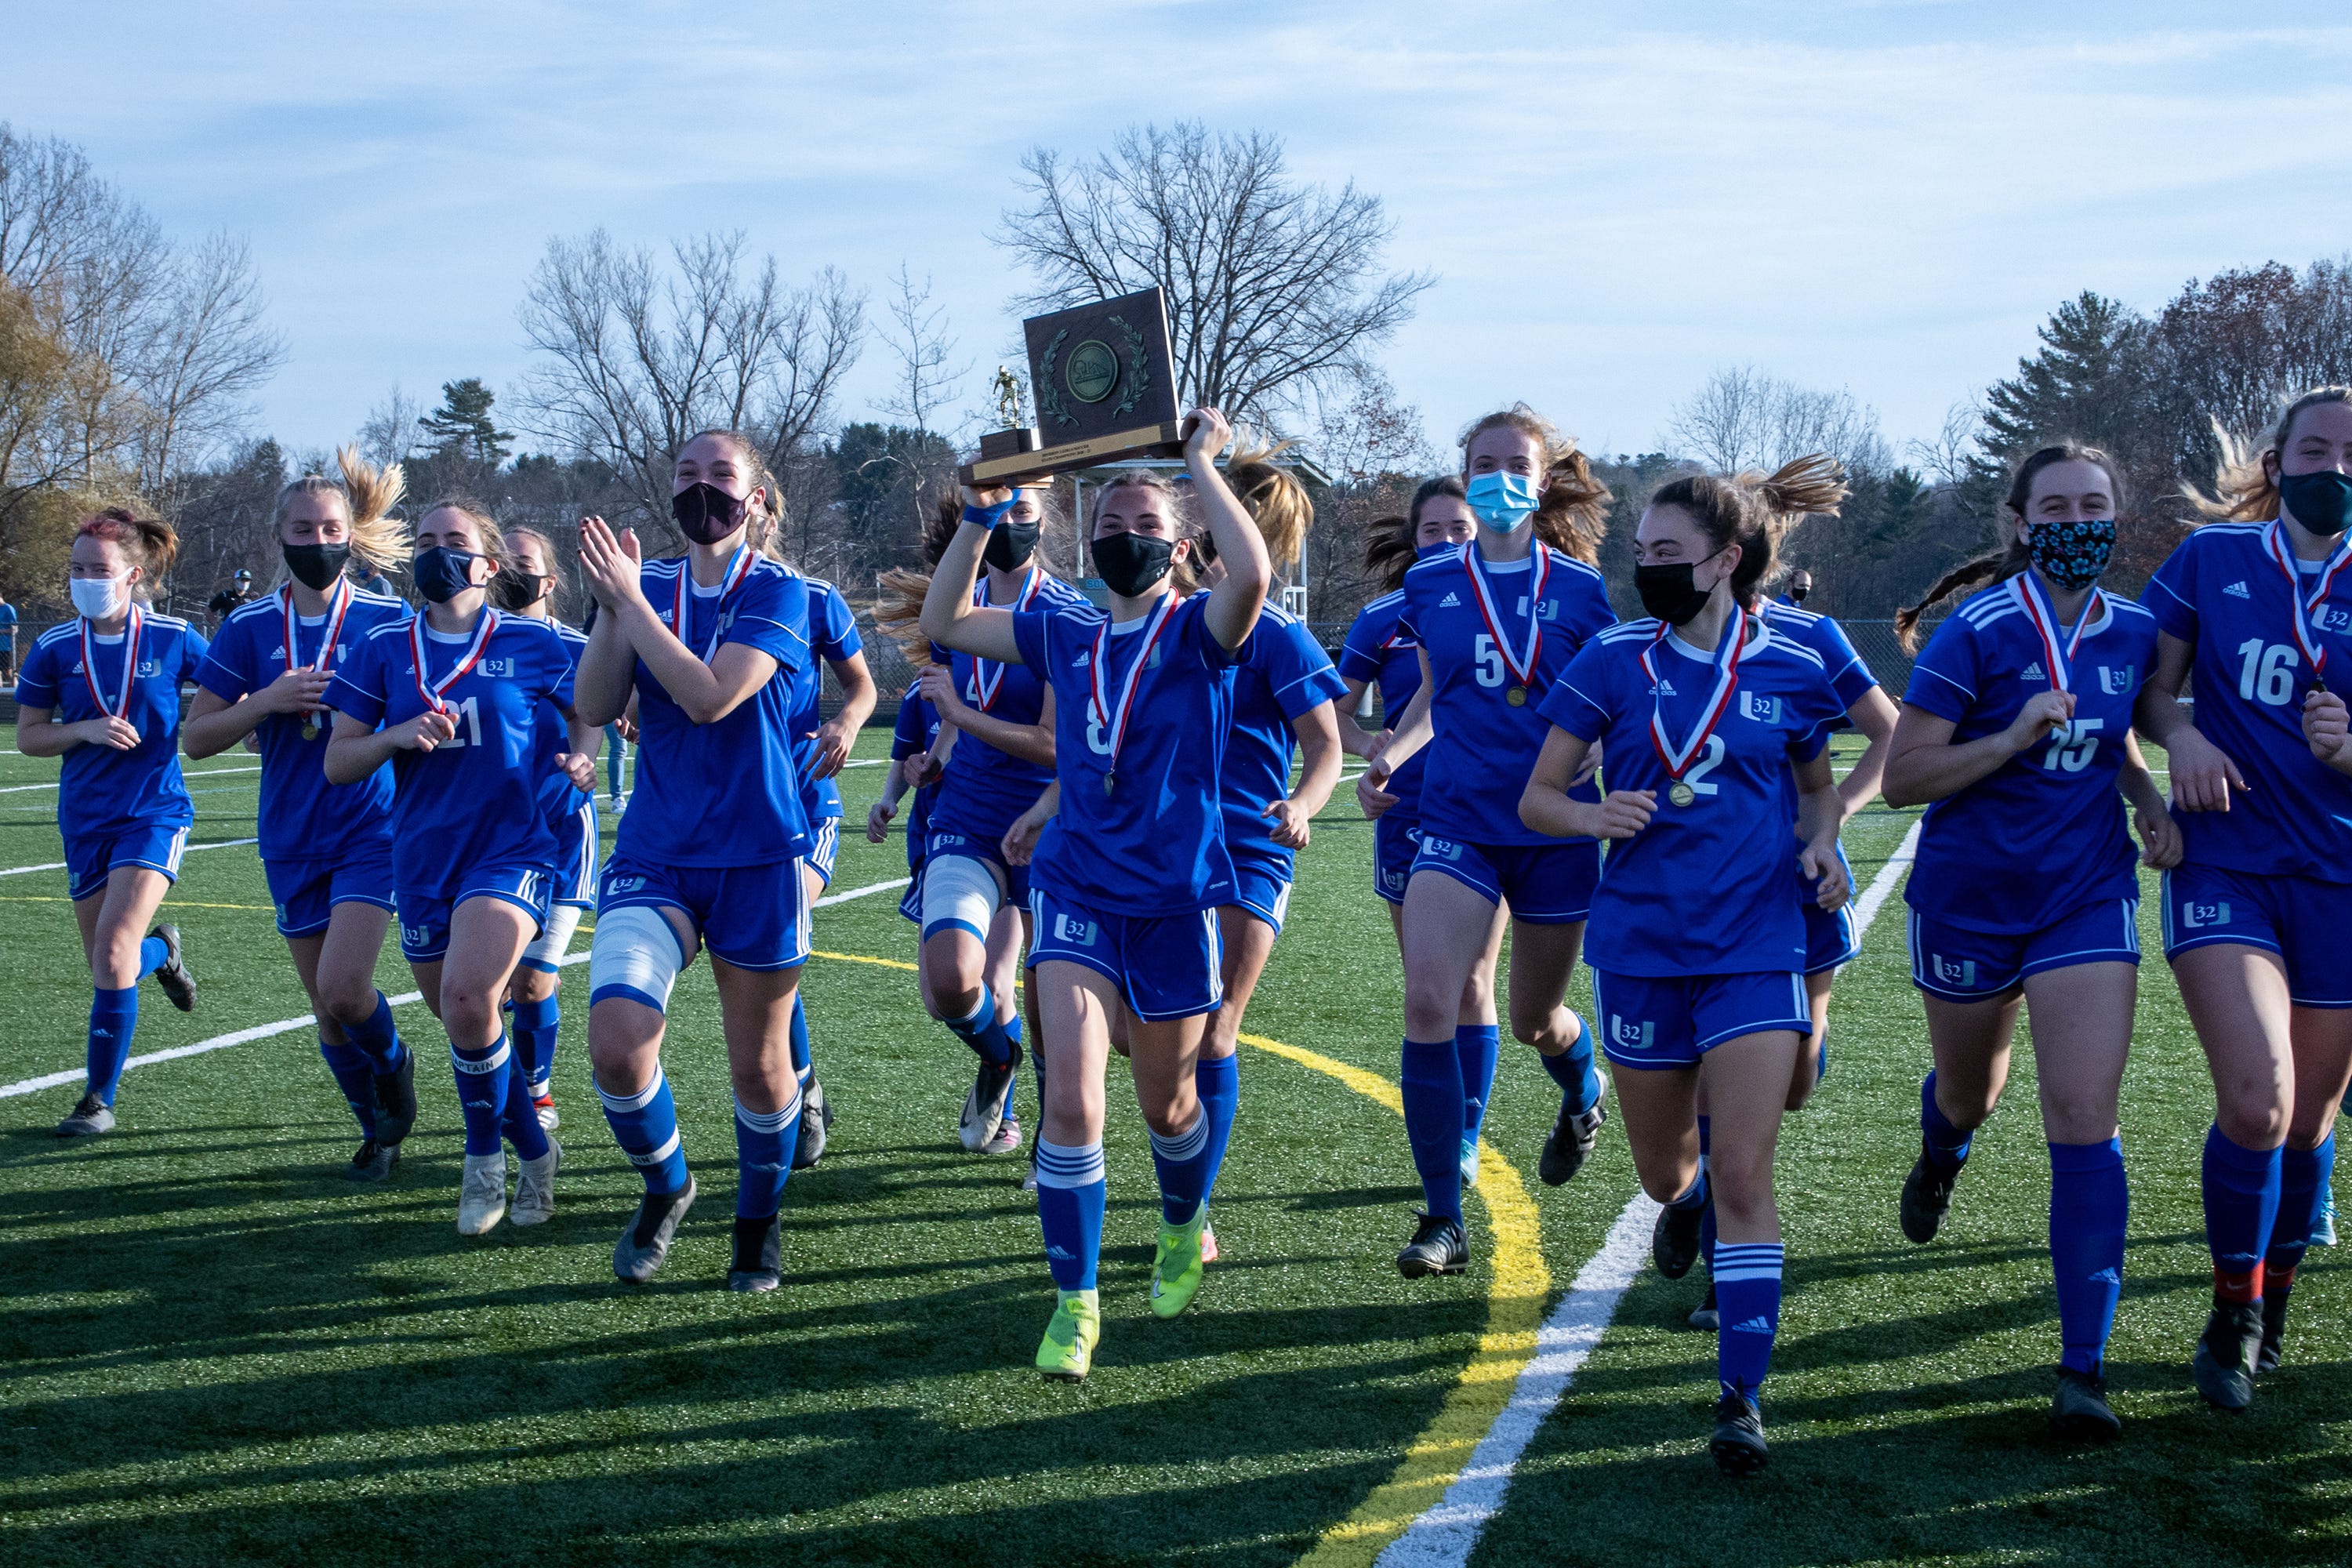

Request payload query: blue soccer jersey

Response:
[1401,543,1617,847]
[1759,602,1878,724]
[2145,521,2352,881]
[325,610,575,899]
[17,610,208,841]
[528,619,593,825]
[617,553,813,869]
[1338,588,1427,816]
[1221,604,1348,870]
[789,578,862,824]
[1901,578,2159,932]
[199,586,408,863]
[934,568,1094,845]
[1011,592,1239,916]
[891,684,943,872]
[1541,617,1845,975]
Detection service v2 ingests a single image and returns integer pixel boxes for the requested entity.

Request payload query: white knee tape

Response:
[921,854,1004,941]
[523,902,583,968]
[589,906,685,1011]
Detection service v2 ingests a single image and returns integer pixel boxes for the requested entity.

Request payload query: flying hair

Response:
[1365,474,1468,593]
[1893,441,2124,652]
[76,507,178,593]
[271,446,411,578]
[1457,404,1611,564]
[1220,434,1313,570]
[2184,386,2352,524]
[1644,453,1851,611]
[877,485,1071,657]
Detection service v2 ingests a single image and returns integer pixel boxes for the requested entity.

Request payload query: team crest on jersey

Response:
[2324,608,2352,633]
[2181,900,2232,929]
[1609,1014,1653,1051]
[605,873,646,895]
[1929,954,1976,988]
[1419,837,1463,862]
[1054,913,1098,946]
[480,658,515,677]
[2099,664,2136,694]
[1380,866,1406,895]
[1513,597,1559,620]
[1740,692,1781,724]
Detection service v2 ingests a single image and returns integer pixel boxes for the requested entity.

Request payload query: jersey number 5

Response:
[1473,633,1504,689]
[2234,638,2299,707]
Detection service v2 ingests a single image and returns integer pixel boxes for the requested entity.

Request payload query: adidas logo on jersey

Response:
[2226,580,2251,599]
[1729,1316,1775,1334]
[1046,1244,1076,1260]
[1651,677,1679,697]
[1073,651,1091,668]
[1440,593,1461,608]
[2020,662,2046,683]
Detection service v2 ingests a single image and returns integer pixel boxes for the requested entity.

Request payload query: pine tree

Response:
[1979,292,2151,463]
[419,378,514,467]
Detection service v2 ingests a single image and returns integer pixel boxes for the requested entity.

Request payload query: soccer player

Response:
[2134,387,2352,1410]
[186,452,419,1178]
[920,405,1270,1381]
[574,430,818,1294]
[17,509,205,1137]
[491,528,601,1134]
[1520,456,1852,1475]
[325,500,579,1235]
[1882,443,2175,1439]
[1357,406,1617,1277]
[1340,478,1498,1187]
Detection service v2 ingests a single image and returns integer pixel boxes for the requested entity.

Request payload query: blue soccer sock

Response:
[1919,1072,1973,1174]
[1035,1137,1106,1290]
[1539,1014,1600,1114]
[1196,1051,1240,1201]
[2203,1123,2283,1301]
[2267,1134,2336,1295]
[598,1068,691,1194]
[734,1083,804,1220]
[1401,1037,1466,1223]
[943,985,1017,1067]
[344,991,407,1073]
[1713,1241,1785,1403]
[136,934,169,980]
[449,1035,513,1157]
[318,1036,377,1138]
[510,995,559,1097]
[2048,1139,2128,1374]
[1149,1109,1214,1225]
[789,992,811,1077]
[500,1051,550,1160]
[1456,1023,1501,1141]
[85,986,139,1106]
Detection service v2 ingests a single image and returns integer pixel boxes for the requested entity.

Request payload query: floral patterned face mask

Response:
[2027,515,2114,591]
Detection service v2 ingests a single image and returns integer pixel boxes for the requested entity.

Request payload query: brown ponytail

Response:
[1653,453,1851,614]
[1365,475,1471,593]
[76,508,178,595]
[1457,405,1611,564]
[1221,434,1314,571]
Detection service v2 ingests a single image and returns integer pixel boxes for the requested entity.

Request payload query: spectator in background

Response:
[207,568,257,630]
[0,589,17,684]
[1777,568,1813,608]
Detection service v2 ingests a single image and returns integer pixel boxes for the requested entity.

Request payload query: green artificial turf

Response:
[0,730,2343,1566]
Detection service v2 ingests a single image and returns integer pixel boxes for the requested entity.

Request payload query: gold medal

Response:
[1668,780,1696,808]
[300,718,319,742]
[1102,773,1116,797]
[1505,685,1527,707]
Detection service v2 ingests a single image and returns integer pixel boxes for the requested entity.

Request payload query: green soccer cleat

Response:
[1036,1289,1101,1381]
[1149,1206,1210,1319]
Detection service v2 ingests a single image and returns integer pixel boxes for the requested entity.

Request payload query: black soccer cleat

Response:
[1653,1193,1707,1280]
[727,1213,782,1294]
[1396,1212,1470,1278]
[614,1176,698,1284]
[1899,1141,1958,1244]
[2051,1363,2121,1440]
[1688,1279,1719,1332]
[56,1092,114,1138]
[370,1048,419,1147]
[1710,1392,1769,1476]
[959,1042,1022,1154]
[1539,1073,1610,1188]
[792,1073,834,1170]
[345,1139,400,1182]
[148,924,197,1011]
[2257,1283,2292,1374]
[2191,1298,2264,1411]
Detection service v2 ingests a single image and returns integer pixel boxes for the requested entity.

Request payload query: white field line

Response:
[1374,815,1926,1568]
[0,877,911,1098]
[0,764,261,796]
[813,876,909,908]
[0,837,258,880]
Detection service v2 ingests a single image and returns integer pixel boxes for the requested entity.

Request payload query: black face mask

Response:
[283,542,349,592]
[2279,470,2352,536]
[985,517,1043,571]
[494,566,551,612]
[1634,562,1715,626]
[672,481,749,546]
[1092,530,1177,598]
[1788,580,1809,604]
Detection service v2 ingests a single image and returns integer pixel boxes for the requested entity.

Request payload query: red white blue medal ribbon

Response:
[672,546,756,662]
[408,607,499,716]
[282,578,354,673]
[79,601,142,720]
[2263,519,2352,688]
[1641,614,1747,785]
[1460,540,1550,701]
[971,567,1044,711]
[2011,571,2103,694]
[1087,590,1181,794]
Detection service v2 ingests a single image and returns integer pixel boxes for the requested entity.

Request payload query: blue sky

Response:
[7,1,2351,465]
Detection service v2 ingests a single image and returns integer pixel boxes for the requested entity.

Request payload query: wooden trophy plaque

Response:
[959,285,1183,486]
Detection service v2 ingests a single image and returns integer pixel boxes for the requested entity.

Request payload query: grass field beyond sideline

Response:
[0,729,2345,1567]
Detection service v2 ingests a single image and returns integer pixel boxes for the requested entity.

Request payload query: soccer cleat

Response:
[2190,1299,2264,1411]
[793,1072,833,1170]
[55,1093,114,1138]
[1021,1155,1039,1195]
[2257,1283,2293,1374]
[1200,1226,1220,1265]
[456,1151,507,1235]
[1899,1141,1958,1243]
[533,1093,560,1132]
[1396,1212,1470,1278]
[1036,1289,1101,1381]
[1689,1279,1720,1332]
[1710,1392,1769,1475]
[148,924,197,1011]
[346,1139,400,1182]
[1460,1137,1481,1189]
[371,1050,419,1147]
[614,1176,697,1283]
[511,1138,561,1226]
[727,1213,782,1293]
[985,1113,1022,1157]
[1150,1206,1210,1319]
[2313,1189,2336,1247]
[1538,1069,1610,1187]
[959,1050,1020,1153]
[2051,1363,2121,1440]
[1653,1194,1706,1280]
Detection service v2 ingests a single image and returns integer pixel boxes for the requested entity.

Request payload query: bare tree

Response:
[517,228,866,546]
[1908,400,1985,494]
[877,263,970,437]
[998,122,1434,426]
[358,383,426,467]
[123,233,286,501]
[1667,366,1890,477]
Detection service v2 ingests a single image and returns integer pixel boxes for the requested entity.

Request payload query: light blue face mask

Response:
[1465,470,1540,532]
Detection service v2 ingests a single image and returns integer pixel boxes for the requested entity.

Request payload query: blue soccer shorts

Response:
[1909,897,2140,1002]
[1373,814,1421,906]
[2162,864,2352,1008]
[548,799,600,909]
[1592,969,1814,1070]
[64,823,189,902]
[264,841,396,938]
[1228,849,1294,935]
[397,862,553,963]
[1409,833,1599,924]
[597,848,809,972]
[1028,887,1223,1022]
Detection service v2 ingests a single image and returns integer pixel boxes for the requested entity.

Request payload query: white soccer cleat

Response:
[512,1139,562,1226]
[457,1151,508,1235]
